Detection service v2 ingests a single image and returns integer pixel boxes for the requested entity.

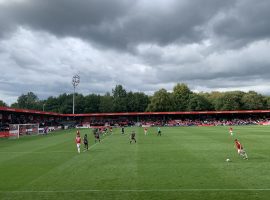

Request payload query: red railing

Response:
[0,131,9,138]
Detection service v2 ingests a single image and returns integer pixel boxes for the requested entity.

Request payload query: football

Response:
[226,158,230,162]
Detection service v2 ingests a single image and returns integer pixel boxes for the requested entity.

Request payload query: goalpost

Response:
[8,124,39,139]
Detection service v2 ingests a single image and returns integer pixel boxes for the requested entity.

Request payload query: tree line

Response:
[2,83,270,113]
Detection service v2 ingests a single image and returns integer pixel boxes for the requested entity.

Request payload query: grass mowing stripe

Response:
[7,131,114,192]
[0,131,113,154]
[0,130,114,192]
[2,188,270,193]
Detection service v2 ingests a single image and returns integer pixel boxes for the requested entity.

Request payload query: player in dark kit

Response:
[121,127,125,135]
[130,131,136,144]
[92,128,97,137]
[95,131,101,143]
[83,134,88,151]
[157,127,161,136]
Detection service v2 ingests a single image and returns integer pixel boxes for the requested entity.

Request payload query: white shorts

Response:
[238,149,245,154]
[77,143,80,149]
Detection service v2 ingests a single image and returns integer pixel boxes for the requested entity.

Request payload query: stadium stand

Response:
[1,106,270,138]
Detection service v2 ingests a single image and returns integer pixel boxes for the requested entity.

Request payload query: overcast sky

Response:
[1,0,270,105]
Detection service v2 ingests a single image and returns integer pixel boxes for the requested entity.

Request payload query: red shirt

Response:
[235,141,242,149]
[76,137,81,144]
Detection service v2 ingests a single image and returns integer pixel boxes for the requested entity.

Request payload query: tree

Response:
[196,92,215,110]
[172,83,192,111]
[84,94,100,113]
[146,89,174,111]
[188,93,213,111]
[204,91,223,111]
[216,91,245,111]
[133,92,149,112]
[7,84,270,114]
[14,92,40,110]
[73,93,85,114]
[45,96,59,112]
[99,93,114,113]
[58,93,73,114]
[126,92,136,112]
[241,91,266,110]
[112,85,128,112]
[0,100,7,107]
[126,92,150,112]
[264,96,270,109]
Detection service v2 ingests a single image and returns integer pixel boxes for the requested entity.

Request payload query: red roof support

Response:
[1,106,270,117]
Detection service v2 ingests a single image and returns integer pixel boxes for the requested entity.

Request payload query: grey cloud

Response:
[138,40,270,86]
[0,0,133,48]
[0,0,236,50]
[212,0,270,48]
[155,59,270,84]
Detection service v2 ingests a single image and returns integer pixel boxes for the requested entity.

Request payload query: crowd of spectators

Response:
[0,122,9,131]
[2,114,270,131]
[164,118,267,127]
[0,116,62,131]
[78,117,270,127]
[80,118,135,127]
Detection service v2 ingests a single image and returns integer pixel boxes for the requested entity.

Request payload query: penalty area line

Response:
[1,189,270,193]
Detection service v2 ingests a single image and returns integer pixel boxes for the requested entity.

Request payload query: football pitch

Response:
[0,126,270,200]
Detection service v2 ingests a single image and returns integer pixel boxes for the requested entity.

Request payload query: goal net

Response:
[9,124,39,139]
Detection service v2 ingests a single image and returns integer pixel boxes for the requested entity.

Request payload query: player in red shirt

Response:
[144,127,148,135]
[75,134,81,153]
[229,127,233,136]
[234,139,248,159]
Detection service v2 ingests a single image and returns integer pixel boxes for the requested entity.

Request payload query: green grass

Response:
[0,126,270,200]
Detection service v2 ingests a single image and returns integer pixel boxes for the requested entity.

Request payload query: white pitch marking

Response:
[0,151,74,154]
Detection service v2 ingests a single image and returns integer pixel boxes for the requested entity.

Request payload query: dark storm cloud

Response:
[1,0,270,50]
[0,0,236,50]
[211,0,270,48]
[0,0,131,44]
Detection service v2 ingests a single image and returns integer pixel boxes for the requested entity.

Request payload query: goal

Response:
[9,124,39,139]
